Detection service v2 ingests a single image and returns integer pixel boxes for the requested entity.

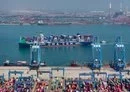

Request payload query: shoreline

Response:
[0,66,129,80]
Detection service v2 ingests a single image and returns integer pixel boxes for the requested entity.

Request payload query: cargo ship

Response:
[19,33,93,48]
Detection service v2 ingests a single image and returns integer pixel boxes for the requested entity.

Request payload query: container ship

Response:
[19,33,93,48]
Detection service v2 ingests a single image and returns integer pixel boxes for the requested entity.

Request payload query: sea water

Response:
[0,24,130,66]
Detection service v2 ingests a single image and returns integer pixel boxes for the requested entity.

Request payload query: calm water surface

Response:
[0,24,130,66]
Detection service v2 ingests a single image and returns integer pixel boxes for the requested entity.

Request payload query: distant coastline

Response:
[0,23,30,26]
[0,23,129,26]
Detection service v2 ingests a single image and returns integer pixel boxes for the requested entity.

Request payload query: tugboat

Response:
[3,60,16,66]
[70,61,80,67]
[3,60,10,66]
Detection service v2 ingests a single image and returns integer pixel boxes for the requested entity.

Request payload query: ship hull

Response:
[19,34,93,48]
[19,43,31,48]
[19,42,92,48]
[80,41,92,46]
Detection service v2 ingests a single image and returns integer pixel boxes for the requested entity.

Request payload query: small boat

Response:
[17,61,28,66]
[40,62,46,66]
[100,40,107,44]
[37,20,48,25]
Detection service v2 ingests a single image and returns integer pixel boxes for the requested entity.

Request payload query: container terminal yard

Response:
[0,66,129,92]
[0,36,130,92]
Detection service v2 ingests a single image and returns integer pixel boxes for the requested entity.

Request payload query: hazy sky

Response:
[0,0,130,11]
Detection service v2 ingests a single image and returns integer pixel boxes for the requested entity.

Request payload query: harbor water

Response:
[0,24,130,66]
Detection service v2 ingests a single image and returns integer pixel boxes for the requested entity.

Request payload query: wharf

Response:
[0,66,129,80]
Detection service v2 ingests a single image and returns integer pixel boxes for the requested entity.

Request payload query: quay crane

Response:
[0,74,4,83]
[8,70,23,79]
[119,69,130,82]
[51,67,65,78]
[78,72,95,89]
[29,42,41,70]
[88,37,103,70]
[110,36,126,71]
[93,71,107,80]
